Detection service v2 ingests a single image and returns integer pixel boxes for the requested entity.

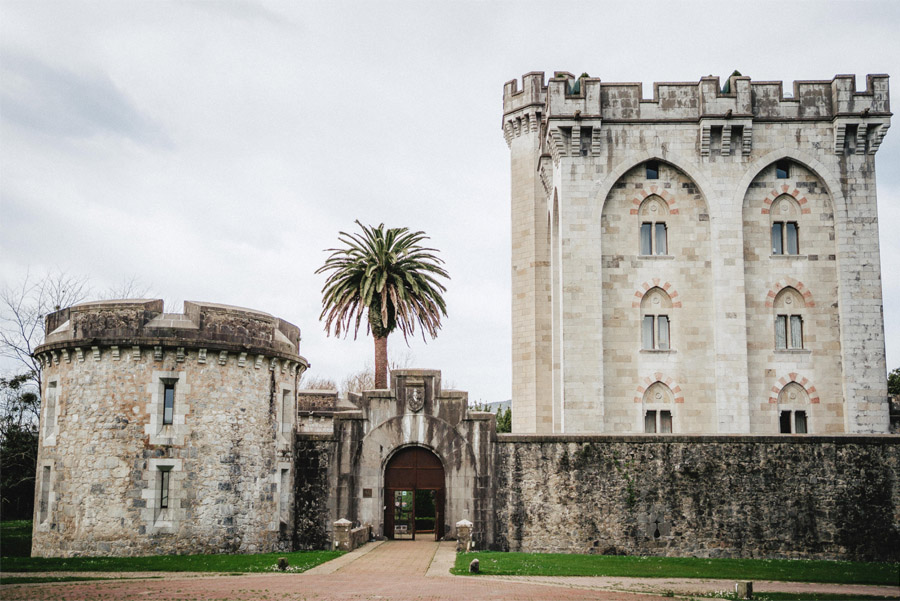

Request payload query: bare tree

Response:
[341,366,375,396]
[0,269,153,405]
[340,352,415,396]
[0,269,90,397]
[97,275,151,300]
[299,373,339,390]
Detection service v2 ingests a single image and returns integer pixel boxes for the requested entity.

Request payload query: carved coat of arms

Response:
[406,387,424,412]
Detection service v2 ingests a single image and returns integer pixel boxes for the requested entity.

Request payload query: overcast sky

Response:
[1,0,898,403]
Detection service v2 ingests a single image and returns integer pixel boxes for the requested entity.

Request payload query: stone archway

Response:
[383,446,445,540]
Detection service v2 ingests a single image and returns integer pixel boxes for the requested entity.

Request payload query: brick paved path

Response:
[0,541,677,600]
[334,538,439,575]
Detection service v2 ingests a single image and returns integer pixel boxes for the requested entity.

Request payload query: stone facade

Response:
[31,300,307,557]
[503,72,892,434]
[295,370,496,547]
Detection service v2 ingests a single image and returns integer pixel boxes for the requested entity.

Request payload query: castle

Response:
[503,72,891,435]
[30,73,898,562]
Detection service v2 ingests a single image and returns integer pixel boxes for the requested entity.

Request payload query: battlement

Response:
[503,72,890,121]
[36,298,303,362]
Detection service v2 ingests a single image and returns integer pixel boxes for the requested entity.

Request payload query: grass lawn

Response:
[750,594,900,601]
[0,575,156,585]
[453,552,899,586]
[1,520,341,575]
[1,549,342,574]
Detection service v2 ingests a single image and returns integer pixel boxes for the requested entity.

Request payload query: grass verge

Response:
[0,575,158,586]
[749,594,900,601]
[452,552,899,586]
[1,550,342,574]
[1,520,341,574]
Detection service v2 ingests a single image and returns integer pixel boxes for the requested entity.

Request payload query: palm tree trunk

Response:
[374,335,388,389]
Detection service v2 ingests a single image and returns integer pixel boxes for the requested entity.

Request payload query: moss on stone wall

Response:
[491,436,899,562]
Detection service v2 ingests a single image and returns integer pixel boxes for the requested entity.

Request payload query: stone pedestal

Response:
[456,519,473,552]
[333,518,352,551]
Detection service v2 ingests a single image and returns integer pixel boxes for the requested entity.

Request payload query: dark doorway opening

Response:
[383,446,445,540]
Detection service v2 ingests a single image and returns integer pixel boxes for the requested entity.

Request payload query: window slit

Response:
[160,469,170,509]
[40,466,51,523]
[163,382,175,426]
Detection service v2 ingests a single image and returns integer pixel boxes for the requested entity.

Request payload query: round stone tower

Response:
[31,299,308,557]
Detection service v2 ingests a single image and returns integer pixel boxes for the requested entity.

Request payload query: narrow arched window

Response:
[777,382,809,433]
[770,195,800,255]
[773,287,805,350]
[639,196,668,256]
[641,287,672,350]
[642,382,674,433]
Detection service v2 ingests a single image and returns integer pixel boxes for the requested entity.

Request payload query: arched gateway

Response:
[313,369,496,545]
[383,446,445,540]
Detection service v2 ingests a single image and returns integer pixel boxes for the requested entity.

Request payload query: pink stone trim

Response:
[768,372,820,404]
[635,374,683,404]
[764,277,815,308]
[631,187,678,216]
[761,186,809,215]
[632,281,681,308]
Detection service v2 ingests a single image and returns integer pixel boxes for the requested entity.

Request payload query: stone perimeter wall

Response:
[492,435,899,562]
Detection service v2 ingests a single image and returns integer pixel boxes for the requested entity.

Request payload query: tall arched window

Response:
[641,287,672,350]
[639,196,668,256]
[773,287,805,350]
[770,195,801,255]
[777,382,809,433]
[642,382,674,433]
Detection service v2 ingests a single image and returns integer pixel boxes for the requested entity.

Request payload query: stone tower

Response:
[503,72,891,434]
[504,73,554,433]
[31,300,308,556]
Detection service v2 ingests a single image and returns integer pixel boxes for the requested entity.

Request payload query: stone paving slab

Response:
[331,538,439,575]
[304,539,384,575]
[425,540,457,577]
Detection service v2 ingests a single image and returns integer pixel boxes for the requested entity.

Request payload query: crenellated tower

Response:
[503,73,553,433]
[502,71,891,434]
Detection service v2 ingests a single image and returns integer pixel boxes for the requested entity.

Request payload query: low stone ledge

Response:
[333,519,371,551]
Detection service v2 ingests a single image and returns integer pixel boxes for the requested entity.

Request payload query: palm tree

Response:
[316,221,449,389]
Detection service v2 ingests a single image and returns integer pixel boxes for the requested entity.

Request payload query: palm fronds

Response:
[316,221,449,342]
